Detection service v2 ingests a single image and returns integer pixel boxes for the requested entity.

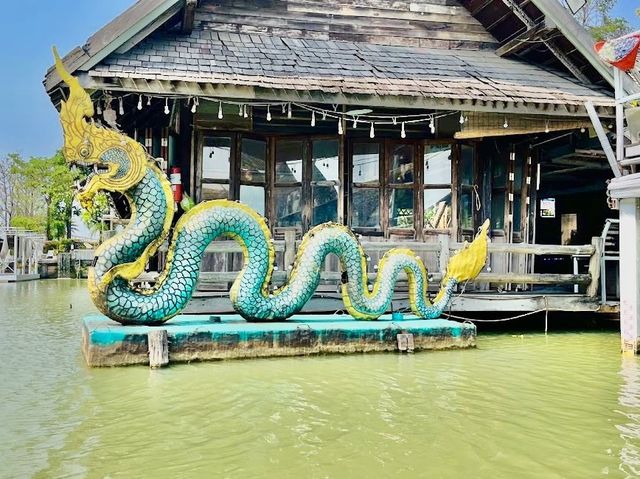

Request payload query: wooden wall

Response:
[196,0,497,49]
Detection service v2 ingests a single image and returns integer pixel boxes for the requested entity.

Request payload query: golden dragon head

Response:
[53,47,148,209]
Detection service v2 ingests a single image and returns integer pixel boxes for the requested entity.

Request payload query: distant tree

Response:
[9,151,78,240]
[565,0,631,40]
[0,154,16,227]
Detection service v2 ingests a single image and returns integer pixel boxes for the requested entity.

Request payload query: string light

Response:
[544,120,550,133]
[322,111,327,120]
[287,102,292,119]
[147,96,151,106]
[400,122,406,138]
[459,112,465,124]
[580,126,586,133]
[282,104,287,114]
[392,117,397,125]
[137,95,143,111]
[164,98,170,115]
[429,115,435,134]
[218,101,223,119]
[243,104,248,118]
[503,117,508,128]
[369,122,375,138]
[311,110,316,127]
[352,117,358,128]
[118,97,124,115]
[238,104,243,116]
[266,105,271,121]
[191,97,198,114]
[338,118,343,135]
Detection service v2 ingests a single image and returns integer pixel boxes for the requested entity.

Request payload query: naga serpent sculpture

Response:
[53,49,489,326]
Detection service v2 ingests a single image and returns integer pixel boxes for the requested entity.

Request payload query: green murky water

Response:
[1,280,639,478]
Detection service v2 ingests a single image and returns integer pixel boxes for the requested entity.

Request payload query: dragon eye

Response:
[78,145,92,158]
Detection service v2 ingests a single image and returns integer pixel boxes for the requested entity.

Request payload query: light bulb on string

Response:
[238,104,243,116]
[459,112,465,124]
[147,96,151,106]
[580,126,586,133]
[164,98,170,115]
[191,97,198,114]
[429,115,435,134]
[311,110,316,127]
[137,95,143,111]
[118,97,124,115]
[400,122,406,139]
[392,117,397,125]
[266,105,271,121]
[352,117,358,128]
[218,101,224,119]
[243,104,248,118]
[503,117,508,129]
[369,122,375,138]
[338,117,344,135]
[287,103,292,119]
[282,104,287,114]
[322,110,327,120]
[545,120,550,134]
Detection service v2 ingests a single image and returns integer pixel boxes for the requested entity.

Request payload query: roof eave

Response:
[43,0,183,94]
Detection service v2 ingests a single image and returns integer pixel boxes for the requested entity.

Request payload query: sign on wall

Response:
[540,198,556,218]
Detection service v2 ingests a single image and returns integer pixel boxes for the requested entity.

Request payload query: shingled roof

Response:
[45,0,618,117]
[89,28,613,109]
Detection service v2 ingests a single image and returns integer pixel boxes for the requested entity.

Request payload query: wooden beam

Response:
[496,24,545,57]
[585,101,622,177]
[80,75,616,119]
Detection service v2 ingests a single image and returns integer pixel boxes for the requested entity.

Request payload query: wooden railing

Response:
[196,231,604,298]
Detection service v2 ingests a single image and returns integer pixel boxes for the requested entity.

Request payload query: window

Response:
[311,139,339,225]
[491,152,507,231]
[388,144,415,230]
[239,138,266,216]
[201,136,232,201]
[424,144,452,230]
[274,140,304,229]
[351,143,381,230]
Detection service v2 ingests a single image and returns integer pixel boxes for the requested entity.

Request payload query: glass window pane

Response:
[274,186,302,228]
[241,138,266,183]
[312,140,339,182]
[389,188,414,229]
[514,155,524,193]
[460,190,473,230]
[201,183,229,201]
[240,185,265,216]
[352,188,380,228]
[491,191,505,230]
[275,140,303,183]
[461,144,474,186]
[424,144,452,185]
[389,145,414,184]
[202,137,231,180]
[352,143,379,184]
[312,185,338,225]
[513,195,522,232]
[424,188,452,229]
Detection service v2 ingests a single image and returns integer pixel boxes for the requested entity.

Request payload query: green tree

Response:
[568,0,631,40]
[9,151,78,240]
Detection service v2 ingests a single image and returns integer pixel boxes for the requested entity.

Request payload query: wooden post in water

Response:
[586,237,603,298]
[619,198,640,354]
[148,329,169,367]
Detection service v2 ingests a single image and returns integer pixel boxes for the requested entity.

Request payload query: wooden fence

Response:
[196,231,604,298]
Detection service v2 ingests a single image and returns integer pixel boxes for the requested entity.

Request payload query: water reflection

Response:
[617,357,640,477]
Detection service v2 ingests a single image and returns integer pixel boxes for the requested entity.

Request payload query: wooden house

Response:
[44,0,629,316]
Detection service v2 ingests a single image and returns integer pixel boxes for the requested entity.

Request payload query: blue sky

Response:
[0,0,637,160]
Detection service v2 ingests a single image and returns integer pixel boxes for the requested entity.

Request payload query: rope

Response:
[442,308,547,323]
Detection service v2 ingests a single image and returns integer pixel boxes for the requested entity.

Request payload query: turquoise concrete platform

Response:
[82,313,477,367]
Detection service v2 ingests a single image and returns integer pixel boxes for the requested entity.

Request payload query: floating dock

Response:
[82,314,477,367]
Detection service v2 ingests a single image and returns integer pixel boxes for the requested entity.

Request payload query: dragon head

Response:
[53,47,147,209]
[444,219,490,285]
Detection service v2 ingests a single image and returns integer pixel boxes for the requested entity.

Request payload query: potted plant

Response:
[626,100,640,144]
